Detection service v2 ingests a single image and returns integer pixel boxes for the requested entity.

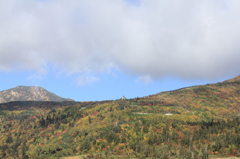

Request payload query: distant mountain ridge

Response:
[0,86,74,103]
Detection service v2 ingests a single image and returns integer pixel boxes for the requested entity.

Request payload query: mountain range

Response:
[0,85,73,103]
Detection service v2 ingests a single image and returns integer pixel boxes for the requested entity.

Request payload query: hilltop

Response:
[132,75,240,119]
[0,86,74,103]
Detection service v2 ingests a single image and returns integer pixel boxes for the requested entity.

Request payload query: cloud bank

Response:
[1,0,240,81]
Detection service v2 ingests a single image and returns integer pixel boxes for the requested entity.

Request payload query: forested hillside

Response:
[1,76,240,158]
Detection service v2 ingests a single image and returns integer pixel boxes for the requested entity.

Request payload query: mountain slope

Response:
[0,86,73,103]
[137,75,240,118]
[0,76,240,158]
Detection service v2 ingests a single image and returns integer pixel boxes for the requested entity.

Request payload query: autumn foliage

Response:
[0,76,240,158]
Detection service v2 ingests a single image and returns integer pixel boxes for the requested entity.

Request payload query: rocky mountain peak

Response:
[0,86,74,103]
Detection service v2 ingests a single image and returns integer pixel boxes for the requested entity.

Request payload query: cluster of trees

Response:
[0,101,77,111]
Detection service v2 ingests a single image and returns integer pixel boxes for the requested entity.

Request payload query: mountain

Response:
[0,85,74,103]
[1,76,240,158]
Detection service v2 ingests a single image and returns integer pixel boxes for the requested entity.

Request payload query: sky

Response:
[1,0,240,101]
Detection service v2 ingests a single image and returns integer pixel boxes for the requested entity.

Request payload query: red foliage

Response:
[194,93,198,97]
[91,112,99,116]
[153,128,162,133]
[190,126,196,131]
[56,133,63,137]
[176,131,185,139]
[230,149,237,156]
[208,151,214,155]
[40,133,46,137]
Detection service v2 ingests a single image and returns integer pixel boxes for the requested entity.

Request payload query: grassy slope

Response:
[141,75,240,119]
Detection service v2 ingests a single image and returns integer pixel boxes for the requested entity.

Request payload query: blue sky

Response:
[1,0,240,101]
[0,68,230,101]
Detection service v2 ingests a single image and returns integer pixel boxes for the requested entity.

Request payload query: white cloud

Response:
[76,75,99,86]
[27,73,45,86]
[1,0,240,81]
[137,75,152,85]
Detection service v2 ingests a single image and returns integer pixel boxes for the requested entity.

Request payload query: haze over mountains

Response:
[0,86,73,103]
